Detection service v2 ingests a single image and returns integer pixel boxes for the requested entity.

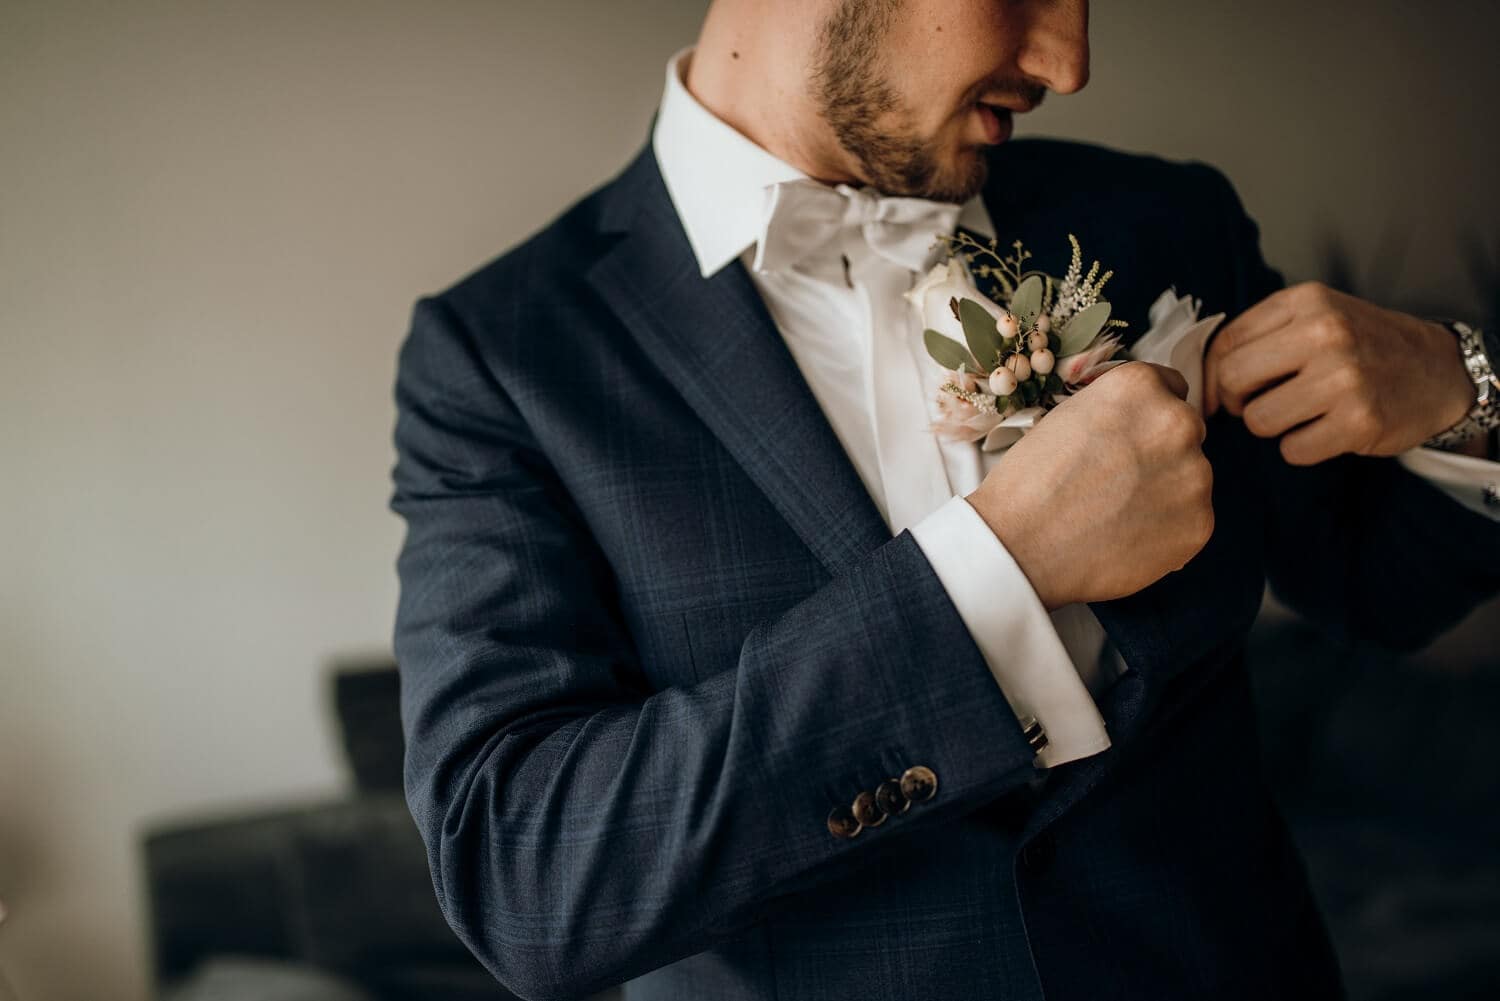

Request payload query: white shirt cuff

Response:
[909,495,1112,768]
[1396,446,1500,521]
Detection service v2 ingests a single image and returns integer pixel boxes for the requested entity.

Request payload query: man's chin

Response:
[845,136,990,203]
[918,151,989,204]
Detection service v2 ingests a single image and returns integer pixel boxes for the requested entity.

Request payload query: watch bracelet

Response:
[1425,321,1500,449]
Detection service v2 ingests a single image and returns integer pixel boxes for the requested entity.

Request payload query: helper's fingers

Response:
[1203,350,1221,417]
[1212,290,1298,358]
[1210,324,1320,417]
[1205,293,1299,415]
[1277,415,1348,466]
[1240,371,1331,439]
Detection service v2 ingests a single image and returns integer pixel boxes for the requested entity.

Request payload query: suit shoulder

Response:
[988,137,1239,214]
[423,165,628,328]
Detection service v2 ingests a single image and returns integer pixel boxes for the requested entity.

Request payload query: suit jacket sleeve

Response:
[1200,164,1500,650]
[391,295,1042,1001]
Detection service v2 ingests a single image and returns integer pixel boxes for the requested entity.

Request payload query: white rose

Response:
[905,259,1011,353]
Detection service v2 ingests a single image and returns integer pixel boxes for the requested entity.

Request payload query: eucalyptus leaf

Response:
[958,298,1003,369]
[923,329,978,372]
[1010,276,1044,327]
[1058,301,1112,356]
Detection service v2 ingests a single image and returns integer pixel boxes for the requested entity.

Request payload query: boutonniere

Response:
[907,234,1224,451]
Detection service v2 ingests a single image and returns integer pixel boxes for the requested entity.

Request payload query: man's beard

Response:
[812,0,1041,203]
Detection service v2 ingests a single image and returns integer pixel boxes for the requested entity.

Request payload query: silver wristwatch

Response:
[1425,320,1500,449]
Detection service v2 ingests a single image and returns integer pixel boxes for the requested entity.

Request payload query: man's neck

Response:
[685,11,861,189]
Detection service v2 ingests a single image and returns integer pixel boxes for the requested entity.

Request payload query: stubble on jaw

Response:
[812,0,988,202]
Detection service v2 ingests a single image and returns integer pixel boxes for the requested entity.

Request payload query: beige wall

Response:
[2,2,1496,999]
[1037,0,1500,318]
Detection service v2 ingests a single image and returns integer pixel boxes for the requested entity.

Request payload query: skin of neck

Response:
[686,0,866,187]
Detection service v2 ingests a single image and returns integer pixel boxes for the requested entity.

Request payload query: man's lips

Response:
[975,103,1014,145]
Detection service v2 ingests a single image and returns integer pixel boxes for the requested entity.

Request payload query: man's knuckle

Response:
[1294,280,1329,304]
[1157,404,1195,444]
[1189,502,1216,547]
[1182,408,1208,444]
[1280,436,1313,466]
[1189,457,1214,497]
[1344,391,1374,423]
[1315,315,1353,350]
[1241,401,1269,436]
[1116,361,1155,389]
[1328,364,1360,394]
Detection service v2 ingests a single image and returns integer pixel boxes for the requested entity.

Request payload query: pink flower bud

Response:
[1056,334,1124,385]
[1005,353,1032,381]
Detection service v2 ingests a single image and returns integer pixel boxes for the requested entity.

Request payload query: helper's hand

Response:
[967,362,1214,610]
[1203,282,1475,465]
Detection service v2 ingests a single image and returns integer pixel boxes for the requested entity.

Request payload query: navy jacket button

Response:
[827,804,863,839]
[875,778,909,816]
[899,765,938,803]
[851,790,886,828]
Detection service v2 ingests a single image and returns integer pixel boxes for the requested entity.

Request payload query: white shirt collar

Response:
[652,48,996,279]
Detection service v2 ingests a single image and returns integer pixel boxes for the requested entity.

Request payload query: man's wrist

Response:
[964,490,1067,610]
[1429,320,1478,434]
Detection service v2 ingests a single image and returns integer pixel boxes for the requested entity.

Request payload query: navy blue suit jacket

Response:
[391,138,1500,1001]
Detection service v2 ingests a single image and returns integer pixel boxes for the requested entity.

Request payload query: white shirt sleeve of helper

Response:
[1396,445,1500,521]
[909,494,1112,768]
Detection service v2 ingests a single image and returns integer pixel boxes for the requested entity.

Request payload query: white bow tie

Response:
[753,179,963,278]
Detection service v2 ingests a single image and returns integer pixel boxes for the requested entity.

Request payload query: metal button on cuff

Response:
[874,778,909,817]
[829,767,938,838]
[827,804,862,840]
[852,790,887,828]
[899,765,938,803]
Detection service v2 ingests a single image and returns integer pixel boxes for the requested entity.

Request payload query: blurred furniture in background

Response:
[0,900,19,1001]
[142,625,1499,1001]
[142,667,532,1001]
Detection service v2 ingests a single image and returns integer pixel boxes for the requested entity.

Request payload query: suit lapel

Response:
[587,150,891,578]
[589,145,1201,691]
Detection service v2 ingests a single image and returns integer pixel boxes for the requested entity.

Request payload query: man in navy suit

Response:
[391,1,1500,998]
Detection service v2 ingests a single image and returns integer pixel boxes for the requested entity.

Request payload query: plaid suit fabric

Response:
[391,139,1500,1001]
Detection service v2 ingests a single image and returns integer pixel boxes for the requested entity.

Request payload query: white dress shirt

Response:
[650,49,1500,770]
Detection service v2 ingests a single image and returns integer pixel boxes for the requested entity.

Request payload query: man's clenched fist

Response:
[967,362,1215,610]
